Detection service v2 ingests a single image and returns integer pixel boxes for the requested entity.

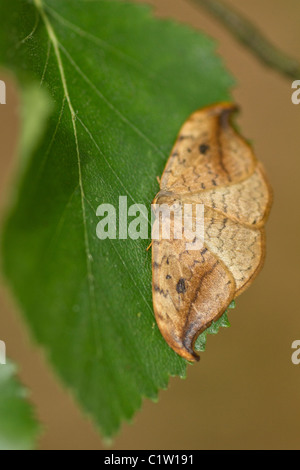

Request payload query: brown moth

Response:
[152,102,272,362]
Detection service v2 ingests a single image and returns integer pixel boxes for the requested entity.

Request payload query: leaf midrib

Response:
[33,0,155,331]
[33,0,101,355]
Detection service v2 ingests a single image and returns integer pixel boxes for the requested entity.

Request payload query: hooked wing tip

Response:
[182,337,200,362]
[171,343,200,363]
[154,310,202,362]
[162,329,201,362]
[190,351,200,363]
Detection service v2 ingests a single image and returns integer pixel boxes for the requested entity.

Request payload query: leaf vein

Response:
[58,42,167,160]
[44,3,151,77]
[34,0,102,357]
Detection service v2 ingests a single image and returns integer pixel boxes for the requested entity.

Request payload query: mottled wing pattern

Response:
[152,235,236,362]
[203,207,266,295]
[160,103,256,194]
[184,165,272,228]
[152,103,272,361]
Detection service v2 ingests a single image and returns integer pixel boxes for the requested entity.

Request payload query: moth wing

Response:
[182,163,272,228]
[202,207,266,295]
[152,214,236,362]
[152,103,273,361]
[160,102,256,194]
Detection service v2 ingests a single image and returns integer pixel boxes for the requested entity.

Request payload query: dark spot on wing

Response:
[199,144,210,155]
[179,135,194,141]
[176,278,186,294]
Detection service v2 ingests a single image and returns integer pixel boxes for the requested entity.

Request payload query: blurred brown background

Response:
[0,0,300,450]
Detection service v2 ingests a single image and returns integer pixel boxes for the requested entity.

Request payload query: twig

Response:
[190,0,300,81]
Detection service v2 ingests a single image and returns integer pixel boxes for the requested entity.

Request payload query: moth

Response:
[152,103,272,362]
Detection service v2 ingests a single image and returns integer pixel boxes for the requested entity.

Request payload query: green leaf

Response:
[0,361,40,450]
[0,0,234,437]
[195,300,235,352]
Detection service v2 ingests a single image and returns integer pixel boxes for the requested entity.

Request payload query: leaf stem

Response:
[190,0,300,81]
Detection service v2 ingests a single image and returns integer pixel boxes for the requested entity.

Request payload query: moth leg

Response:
[146,241,153,251]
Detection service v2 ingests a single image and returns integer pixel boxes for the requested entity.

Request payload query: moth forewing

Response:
[152,103,272,361]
